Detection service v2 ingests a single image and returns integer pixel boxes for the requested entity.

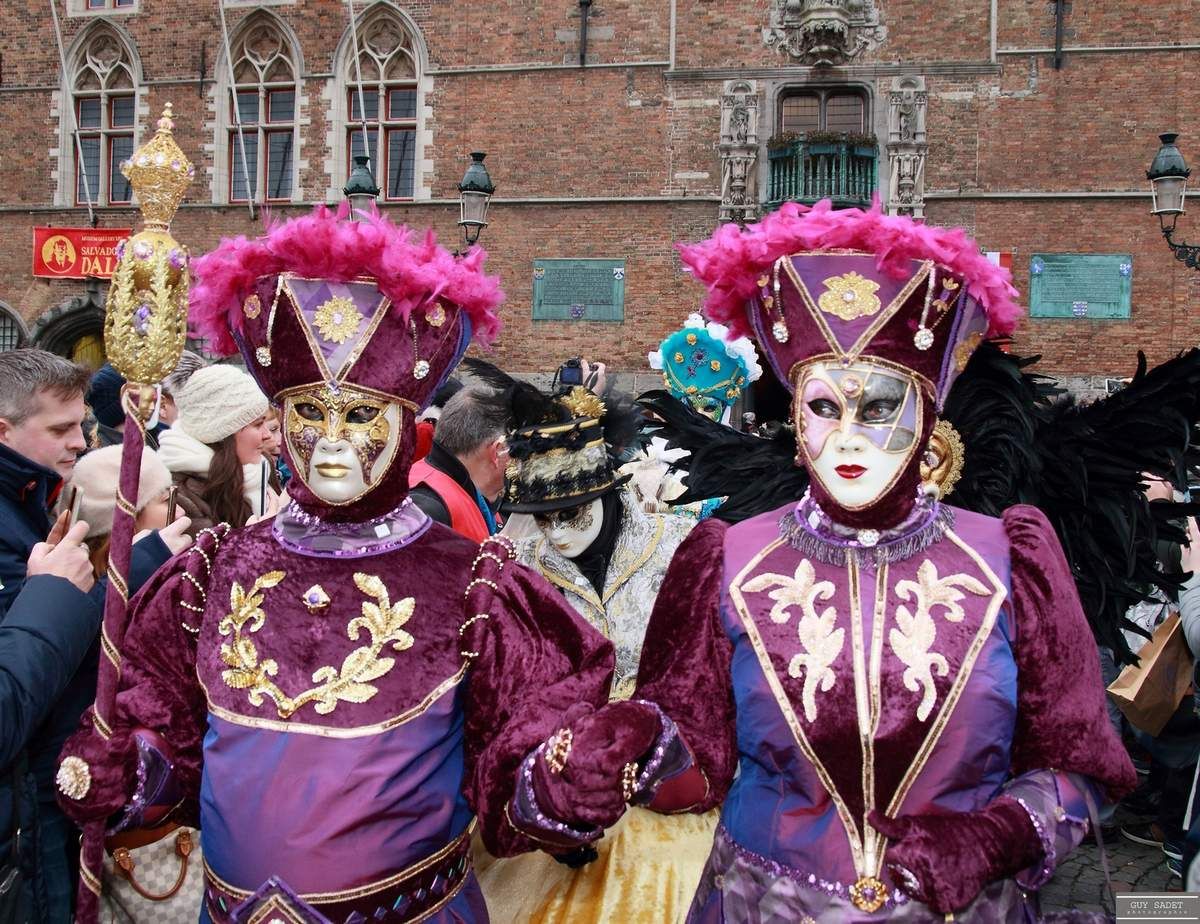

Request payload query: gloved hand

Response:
[532,700,660,830]
[869,798,1042,914]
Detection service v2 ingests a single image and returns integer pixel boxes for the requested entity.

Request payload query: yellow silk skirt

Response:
[473,807,718,924]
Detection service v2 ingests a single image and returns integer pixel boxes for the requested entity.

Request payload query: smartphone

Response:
[63,485,84,527]
[166,485,179,524]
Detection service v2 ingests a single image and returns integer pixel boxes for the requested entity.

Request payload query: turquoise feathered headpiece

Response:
[650,313,763,421]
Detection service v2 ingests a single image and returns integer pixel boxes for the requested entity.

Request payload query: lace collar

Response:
[778,490,954,567]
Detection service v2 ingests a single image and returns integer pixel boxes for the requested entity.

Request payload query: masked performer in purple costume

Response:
[625,201,1138,921]
[54,207,659,924]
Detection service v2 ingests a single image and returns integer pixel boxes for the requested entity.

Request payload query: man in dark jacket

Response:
[0,349,188,921]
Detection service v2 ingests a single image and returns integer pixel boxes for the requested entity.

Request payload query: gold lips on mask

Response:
[284,383,401,501]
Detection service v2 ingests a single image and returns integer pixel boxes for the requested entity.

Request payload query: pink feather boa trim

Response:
[677,199,1022,340]
[189,203,504,356]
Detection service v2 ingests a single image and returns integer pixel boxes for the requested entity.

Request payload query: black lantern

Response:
[343,154,380,219]
[1148,133,1190,220]
[1147,133,1200,268]
[457,152,495,248]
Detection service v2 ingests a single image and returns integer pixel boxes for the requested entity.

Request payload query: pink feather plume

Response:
[677,199,1023,340]
[189,204,504,356]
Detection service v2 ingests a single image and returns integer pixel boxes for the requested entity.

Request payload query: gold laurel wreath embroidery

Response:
[890,560,990,722]
[742,561,842,723]
[219,571,415,719]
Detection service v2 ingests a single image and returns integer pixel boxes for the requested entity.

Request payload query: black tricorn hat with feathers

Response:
[463,359,634,513]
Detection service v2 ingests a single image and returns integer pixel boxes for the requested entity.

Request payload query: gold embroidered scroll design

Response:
[741,560,842,722]
[219,571,415,719]
[889,560,990,721]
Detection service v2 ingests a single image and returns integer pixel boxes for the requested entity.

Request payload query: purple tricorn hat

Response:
[677,199,1023,410]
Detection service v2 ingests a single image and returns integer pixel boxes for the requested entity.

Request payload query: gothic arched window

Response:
[343,8,421,200]
[70,27,138,205]
[224,17,300,203]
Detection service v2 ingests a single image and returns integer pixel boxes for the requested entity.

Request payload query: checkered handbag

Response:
[100,826,204,924]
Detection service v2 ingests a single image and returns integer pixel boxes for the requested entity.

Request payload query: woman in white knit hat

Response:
[156,364,278,533]
[64,445,177,579]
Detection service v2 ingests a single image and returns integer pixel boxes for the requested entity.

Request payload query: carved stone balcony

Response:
[766,138,878,211]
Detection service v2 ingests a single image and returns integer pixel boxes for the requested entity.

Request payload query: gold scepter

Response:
[76,102,192,923]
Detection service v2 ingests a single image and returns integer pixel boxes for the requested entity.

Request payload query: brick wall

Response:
[0,0,1198,379]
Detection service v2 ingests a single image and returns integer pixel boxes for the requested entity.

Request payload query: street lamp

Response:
[1146,132,1199,267]
[343,154,380,219]
[457,152,495,250]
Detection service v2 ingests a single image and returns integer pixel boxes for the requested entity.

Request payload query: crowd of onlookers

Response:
[1102,475,1200,886]
[0,348,287,921]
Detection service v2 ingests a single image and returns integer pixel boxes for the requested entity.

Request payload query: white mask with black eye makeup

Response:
[534,498,604,559]
[796,360,923,511]
[282,384,404,505]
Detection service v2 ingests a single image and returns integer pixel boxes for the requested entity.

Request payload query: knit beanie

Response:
[86,364,127,428]
[174,365,268,445]
[67,446,173,539]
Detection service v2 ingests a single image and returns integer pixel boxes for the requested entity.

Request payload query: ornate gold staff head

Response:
[103,103,193,416]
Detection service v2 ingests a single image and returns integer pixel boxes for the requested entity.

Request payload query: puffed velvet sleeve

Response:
[633,517,737,812]
[461,537,616,856]
[1004,504,1137,801]
[56,528,224,826]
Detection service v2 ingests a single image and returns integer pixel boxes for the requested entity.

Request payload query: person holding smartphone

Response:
[60,446,180,580]
[0,349,189,923]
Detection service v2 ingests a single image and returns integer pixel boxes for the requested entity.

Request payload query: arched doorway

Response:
[31,279,107,370]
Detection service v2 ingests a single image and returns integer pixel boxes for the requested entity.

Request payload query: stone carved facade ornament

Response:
[886,76,927,218]
[719,80,760,225]
[763,0,887,66]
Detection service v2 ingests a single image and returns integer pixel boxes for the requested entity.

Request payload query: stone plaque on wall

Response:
[1028,253,1132,320]
[531,259,625,322]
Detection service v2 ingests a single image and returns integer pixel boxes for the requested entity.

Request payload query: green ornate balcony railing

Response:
[766,140,878,210]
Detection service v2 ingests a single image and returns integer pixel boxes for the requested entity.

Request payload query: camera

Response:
[557,357,584,387]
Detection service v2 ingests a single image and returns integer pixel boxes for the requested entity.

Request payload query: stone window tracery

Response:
[223,17,300,203]
[69,27,138,206]
[343,8,420,201]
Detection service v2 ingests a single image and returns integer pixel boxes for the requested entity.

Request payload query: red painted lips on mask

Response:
[835,464,867,479]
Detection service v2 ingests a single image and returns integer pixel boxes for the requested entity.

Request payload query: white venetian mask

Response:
[796,360,923,511]
[534,498,604,559]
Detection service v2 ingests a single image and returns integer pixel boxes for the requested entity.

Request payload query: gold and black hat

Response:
[500,387,630,514]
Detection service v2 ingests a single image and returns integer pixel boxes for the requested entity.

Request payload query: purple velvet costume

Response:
[58,504,616,923]
[636,500,1135,921]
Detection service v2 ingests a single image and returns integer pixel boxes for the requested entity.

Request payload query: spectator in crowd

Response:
[157,364,278,533]
[63,445,174,579]
[262,405,289,489]
[1,521,96,922]
[159,349,207,427]
[414,376,464,464]
[84,364,133,449]
[1120,475,1199,876]
[0,348,188,922]
[408,386,507,540]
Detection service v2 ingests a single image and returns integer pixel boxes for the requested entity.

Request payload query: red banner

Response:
[32,227,131,279]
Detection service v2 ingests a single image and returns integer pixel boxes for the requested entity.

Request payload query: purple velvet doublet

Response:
[58,516,616,923]
[636,502,1135,922]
